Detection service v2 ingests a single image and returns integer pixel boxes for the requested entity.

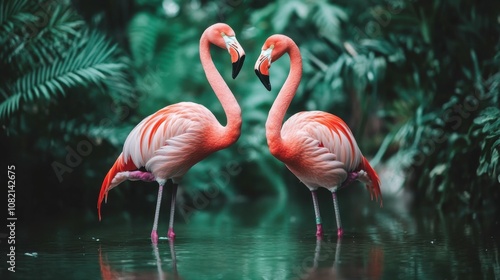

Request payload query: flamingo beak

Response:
[254,48,273,91]
[223,35,245,79]
[233,54,245,79]
[255,68,271,91]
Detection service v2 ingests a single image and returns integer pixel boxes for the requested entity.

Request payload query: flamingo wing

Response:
[304,111,363,172]
[288,111,381,203]
[123,102,217,172]
[281,111,367,189]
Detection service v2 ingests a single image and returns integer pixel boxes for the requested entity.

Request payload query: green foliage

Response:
[251,0,500,213]
[2,0,499,219]
[1,31,129,119]
[472,107,500,182]
[0,0,134,219]
[0,0,132,122]
[369,0,500,213]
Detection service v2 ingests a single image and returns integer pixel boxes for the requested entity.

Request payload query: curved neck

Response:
[266,41,302,154]
[199,34,242,144]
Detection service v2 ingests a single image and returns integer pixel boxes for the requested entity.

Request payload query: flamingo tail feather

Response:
[98,153,137,220]
[361,156,382,207]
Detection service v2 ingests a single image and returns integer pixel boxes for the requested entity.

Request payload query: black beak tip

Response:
[264,82,271,91]
[232,55,245,79]
[255,69,271,91]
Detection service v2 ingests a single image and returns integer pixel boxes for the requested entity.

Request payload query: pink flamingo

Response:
[254,35,382,238]
[98,23,245,243]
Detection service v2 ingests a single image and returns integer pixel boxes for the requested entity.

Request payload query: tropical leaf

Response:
[311,0,348,44]
[128,12,180,72]
[0,0,85,69]
[16,4,85,65]
[472,107,500,181]
[0,0,36,37]
[0,30,129,120]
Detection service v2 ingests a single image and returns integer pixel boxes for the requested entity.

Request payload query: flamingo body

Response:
[98,102,233,207]
[279,111,364,189]
[98,23,245,243]
[255,34,381,238]
[124,102,228,181]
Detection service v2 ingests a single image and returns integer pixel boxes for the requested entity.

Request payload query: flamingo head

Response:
[205,23,246,79]
[254,34,290,91]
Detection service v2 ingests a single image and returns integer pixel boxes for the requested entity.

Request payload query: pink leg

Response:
[151,183,164,244]
[311,190,323,237]
[167,184,178,240]
[332,191,343,237]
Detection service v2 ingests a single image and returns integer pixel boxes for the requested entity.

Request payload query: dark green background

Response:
[1,0,499,239]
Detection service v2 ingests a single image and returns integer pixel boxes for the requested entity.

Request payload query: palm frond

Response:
[0,0,36,36]
[0,30,128,120]
[0,93,21,120]
[1,0,87,81]
[14,4,85,66]
[0,0,37,64]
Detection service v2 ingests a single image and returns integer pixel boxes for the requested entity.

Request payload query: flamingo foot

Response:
[316,224,324,238]
[167,228,176,240]
[151,230,159,244]
[337,227,344,237]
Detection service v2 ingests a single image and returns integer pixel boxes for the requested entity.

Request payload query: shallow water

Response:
[7,193,500,279]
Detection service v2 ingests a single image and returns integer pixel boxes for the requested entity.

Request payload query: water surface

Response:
[9,194,500,279]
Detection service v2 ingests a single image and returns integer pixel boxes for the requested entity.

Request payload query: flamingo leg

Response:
[167,184,178,240]
[332,191,343,237]
[311,190,323,237]
[151,183,164,244]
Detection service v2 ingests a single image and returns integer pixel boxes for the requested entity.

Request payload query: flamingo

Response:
[97,23,245,243]
[254,35,382,238]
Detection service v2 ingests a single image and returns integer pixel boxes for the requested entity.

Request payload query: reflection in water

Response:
[298,238,340,280]
[169,240,178,278]
[298,238,384,280]
[14,194,500,279]
[99,240,180,280]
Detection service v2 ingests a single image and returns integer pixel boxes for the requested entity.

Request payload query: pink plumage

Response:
[255,34,382,238]
[98,23,245,243]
